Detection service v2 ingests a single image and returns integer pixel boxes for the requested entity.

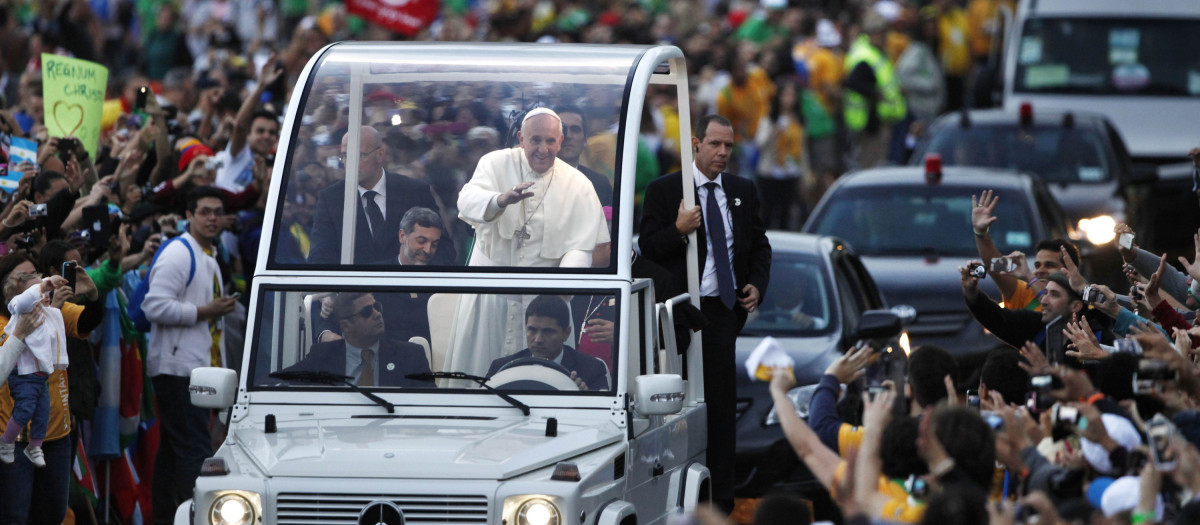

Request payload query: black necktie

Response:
[363,190,386,244]
[704,182,736,309]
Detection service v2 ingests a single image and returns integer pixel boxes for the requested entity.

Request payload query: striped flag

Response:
[70,437,99,506]
[92,291,124,459]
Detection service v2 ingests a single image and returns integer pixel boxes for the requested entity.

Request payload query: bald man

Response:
[308,126,453,265]
[457,108,608,268]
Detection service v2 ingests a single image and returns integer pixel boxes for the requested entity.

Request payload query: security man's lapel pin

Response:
[386,363,395,371]
[733,198,742,207]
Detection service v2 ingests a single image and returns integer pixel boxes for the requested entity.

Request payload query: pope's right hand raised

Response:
[498,181,536,207]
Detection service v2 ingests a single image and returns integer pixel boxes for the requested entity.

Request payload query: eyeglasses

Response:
[343,301,383,320]
[336,145,382,165]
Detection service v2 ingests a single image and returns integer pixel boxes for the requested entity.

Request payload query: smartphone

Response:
[62,261,77,293]
[1052,405,1079,426]
[1147,414,1178,471]
[1119,233,1135,250]
[989,256,1017,274]
[966,389,980,410]
[1133,359,1177,394]
[135,86,149,110]
[981,410,1004,430]
[865,350,891,394]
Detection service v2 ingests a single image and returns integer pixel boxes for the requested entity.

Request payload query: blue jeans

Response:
[6,372,49,440]
[152,375,213,525]
[0,436,71,524]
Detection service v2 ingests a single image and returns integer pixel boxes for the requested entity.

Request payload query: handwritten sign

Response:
[41,54,108,160]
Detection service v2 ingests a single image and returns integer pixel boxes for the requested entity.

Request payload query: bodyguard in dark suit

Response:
[484,295,611,391]
[288,292,434,388]
[638,114,772,510]
[307,126,455,265]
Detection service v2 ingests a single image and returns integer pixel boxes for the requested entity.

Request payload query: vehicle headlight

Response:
[1078,215,1116,245]
[517,498,560,525]
[209,492,258,525]
[765,384,819,425]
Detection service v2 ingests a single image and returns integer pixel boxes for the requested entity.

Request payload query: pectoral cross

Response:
[514,226,532,248]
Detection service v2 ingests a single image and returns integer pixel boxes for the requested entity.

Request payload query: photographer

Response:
[146,140,263,214]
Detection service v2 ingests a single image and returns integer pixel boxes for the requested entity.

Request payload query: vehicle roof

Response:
[934,109,1109,129]
[1022,0,1200,18]
[834,166,1037,191]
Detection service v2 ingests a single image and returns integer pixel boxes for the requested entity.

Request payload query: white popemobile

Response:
[178,43,719,525]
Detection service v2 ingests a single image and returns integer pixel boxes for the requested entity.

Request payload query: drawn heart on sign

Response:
[52,101,85,136]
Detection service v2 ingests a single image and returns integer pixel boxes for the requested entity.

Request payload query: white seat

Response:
[409,336,431,371]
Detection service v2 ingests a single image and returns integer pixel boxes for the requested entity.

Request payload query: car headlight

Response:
[517,498,560,525]
[209,492,259,525]
[765,384,819,425]
[1078,215,1116,245]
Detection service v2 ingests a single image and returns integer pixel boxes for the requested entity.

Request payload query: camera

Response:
[1133,359,1177,394]
[1114,338,1143,355]
[205,158,224,171]
[981,410,1004,431]
[1119,232,1135,251]
[1081,285,1106,304]
[989,256,1017,274]
[865,348,895,395]
[28,203,48,217]
[967,262,987,279]
[135,86,149,110]
[57,137,81,159]
[967,389,980,410]
[1026,374,1063,413]
[1052,405,1079,426]
[1147,414,1178,471]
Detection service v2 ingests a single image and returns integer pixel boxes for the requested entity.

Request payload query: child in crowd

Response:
[0,272,68,468]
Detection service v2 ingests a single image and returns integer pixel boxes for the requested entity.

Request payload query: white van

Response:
[1003,0,1200,250]
[178,43,715,525]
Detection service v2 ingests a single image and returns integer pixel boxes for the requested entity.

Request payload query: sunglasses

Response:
[343,301,383,320]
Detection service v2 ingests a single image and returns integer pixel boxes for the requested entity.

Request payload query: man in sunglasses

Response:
[308,126,454,265]
[289,292,433,388]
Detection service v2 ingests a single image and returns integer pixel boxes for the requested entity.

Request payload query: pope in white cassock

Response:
[448,108,609,379]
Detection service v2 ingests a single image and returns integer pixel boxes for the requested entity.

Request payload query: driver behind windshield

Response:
[286,292,433,387]
[486,295,610,391]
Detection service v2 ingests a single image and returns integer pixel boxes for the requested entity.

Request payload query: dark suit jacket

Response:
[485,347,610,391]
[965,290,1113,367]
[289,338,434,387]
[578,164,613,207]
[307,171,455,265]
[638,171,772,326]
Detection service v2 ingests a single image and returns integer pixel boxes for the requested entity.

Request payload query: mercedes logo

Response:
[358,501,405,525]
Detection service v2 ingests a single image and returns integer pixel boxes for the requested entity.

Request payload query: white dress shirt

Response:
[692,163,736,298]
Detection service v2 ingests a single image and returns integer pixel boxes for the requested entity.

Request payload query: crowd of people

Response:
[0,0,1152,523]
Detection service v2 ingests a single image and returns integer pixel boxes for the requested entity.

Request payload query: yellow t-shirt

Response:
[838,423,865,456]
[830,461,926,523]
[938,8,972,76]
[794,41,844,114]
[1005,279,1044,312]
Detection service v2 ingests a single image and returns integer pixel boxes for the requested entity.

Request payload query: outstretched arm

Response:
[769,369,841,491]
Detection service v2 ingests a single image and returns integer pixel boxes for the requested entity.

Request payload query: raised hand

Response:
[971,190,999,234]
[1065,314,1107,361]
[824,343,872,384]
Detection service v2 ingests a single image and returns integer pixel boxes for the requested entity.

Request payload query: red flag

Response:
[345,0,439,36]
[70,438,99,505]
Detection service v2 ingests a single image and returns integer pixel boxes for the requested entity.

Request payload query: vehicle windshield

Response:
[808,186,1035,257]
[741,252,836,337]
[1015,17,1200,97]
[248,286,621,395]
[922,124,1113,183]
[270,44,642,273]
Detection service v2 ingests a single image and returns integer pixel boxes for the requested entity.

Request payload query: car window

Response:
[741,252,836,337]
[249,286,620,395]
[808,186,1036,257]
[924,123,1114,183]
[1015,17,1200,98]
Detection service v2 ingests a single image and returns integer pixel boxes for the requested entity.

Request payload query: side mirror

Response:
[635,374,685,416]
[849,310,903,341]
[190,367,238,409]
[1129,163,1159,185]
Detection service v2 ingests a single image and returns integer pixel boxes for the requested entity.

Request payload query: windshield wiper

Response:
[270,370,395,414]
[407,371,530,416]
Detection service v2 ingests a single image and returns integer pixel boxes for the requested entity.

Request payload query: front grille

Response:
[275,493,489,524]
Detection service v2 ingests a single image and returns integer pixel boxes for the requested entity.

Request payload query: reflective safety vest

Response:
[843,35,906,132]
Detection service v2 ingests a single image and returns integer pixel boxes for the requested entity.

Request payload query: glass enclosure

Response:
[1015,18,1200,97]
[269,44,650,273]
[249,286,622,395]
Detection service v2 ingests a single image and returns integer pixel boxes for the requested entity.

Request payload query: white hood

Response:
[229,415,622,480]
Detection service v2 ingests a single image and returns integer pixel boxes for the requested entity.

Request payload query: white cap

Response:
[816,19,841,47]
[1101,475,1163,518]
[1081,413,1142,474]
[521,107,561,129]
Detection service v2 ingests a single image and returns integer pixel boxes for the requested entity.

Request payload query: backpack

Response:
[128,236,196,333]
